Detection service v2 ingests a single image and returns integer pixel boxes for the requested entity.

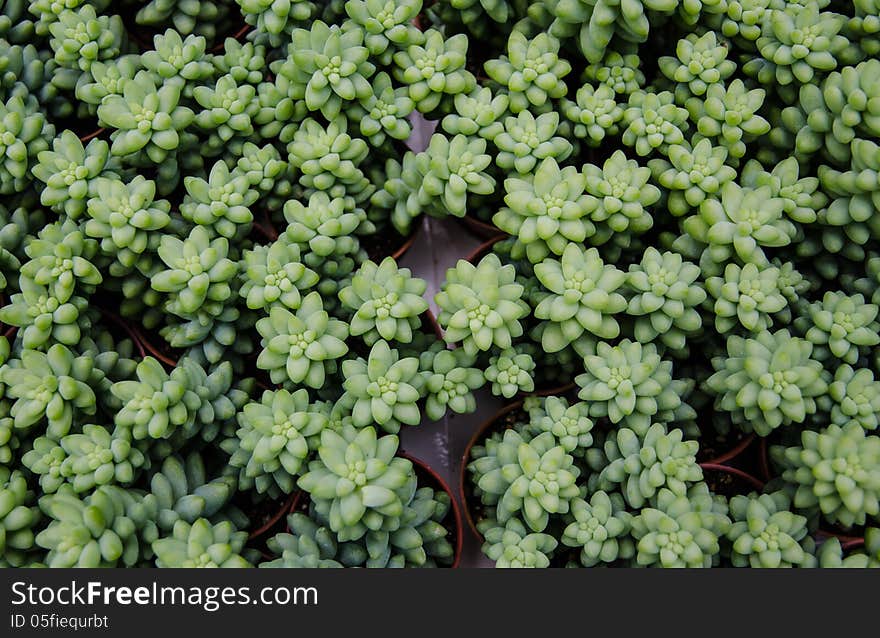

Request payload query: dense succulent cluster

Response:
[2,0,880,571]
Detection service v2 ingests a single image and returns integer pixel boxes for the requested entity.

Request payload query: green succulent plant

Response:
[595,423,703,509]
[0,278,87,349]
[649,138,737,217]
[561,492,633,567]
[112,357,201,441]
[686,80,770,160]
[213,38,267,85]
[494,158,598,263]
[441,87,509,140]
[153,518,250,568]
[21,218,101,304]
[0,468,39,566]
[152,226,238,320]
[37,486,156,567]
[85,176,171,272]
[261,512,343,568]
[286,117,371,200]
[583,50,645,96]
[28,424,146,494]
[283,191,366,260]
[256,291,349,388]
[141,29,214,88]
[817,528,880,568]
[659,32,736,102]
[48,5,125,91]
[575,339,688,436]
[181,161,257,239]
[560,82,623,145]
[419,348,484,421]
[727,491,815,568]
[797,291,880,365]
[631,487,728,568]
[779,423,880,528]
[236,0,315,46]
[32,129,112,219]
[682,183,794,268]
[240,240,318,312]
[147,452,241,532]
[827,364,880,432]
[481,517,558,568]
[583,150,659,241]
[705,262,787,333]
[493,110,572,175]
[342,340,421,433]
[417,133,495,218]
[784,61,880,165]
[744,6,846,88]
[435,253,529,355]
[338,257,428,345]
[485,347,536,398]
[709,0,771,41]
[470,429,580,532]
[279,21,375,120]
[345,0,424,63]
[740,157,826,225]
[393,29,474,113]
[74,54,140,108]
[192,74,259,154]
[0,92,54,195]
[626,247,705,349]
[297,426,414,541]
[97,70,195,162]
[229,388,327,496]
[352,71,414,147]
[622,90,688,156]
[137,0,235,40]
[706,329,828,436]
[548,0,680,64]
[485,31,571,114]
[529,396,594,455]
[533,243,627,350]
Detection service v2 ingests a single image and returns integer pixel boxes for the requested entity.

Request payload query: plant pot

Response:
[817,530,865,551]
[361,223,420,263]
[96,306,148,360]
[78,127,107,144]
[456,215,506,241]
[421,308,444,341]
[528,381,576,398]
[283,451,463,567]
[705,434,757,465]
[698,462,766,495]
[459,401,527,544]
[210,24,254,53]
[246,492,298,543]
[465,235,505,265]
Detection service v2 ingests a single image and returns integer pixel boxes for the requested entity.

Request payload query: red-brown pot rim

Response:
[817,529,866,551]
[210,24,254,53]
[391,223,420,261]
[459,401,526,544]
[456,215,506,242]
[701,433,757,466]
[79,128,107,144]
[465,235,506,265]
[421,308,444,342]
[247,491,297,541]
[399,451,464,568]
[284,451,464,568]
[698,462,766,492]
[527,381,576,398]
